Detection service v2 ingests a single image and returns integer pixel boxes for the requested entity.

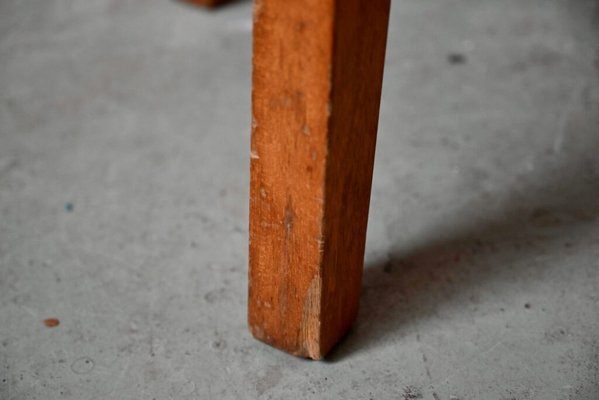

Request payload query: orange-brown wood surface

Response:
[248,0,390,359]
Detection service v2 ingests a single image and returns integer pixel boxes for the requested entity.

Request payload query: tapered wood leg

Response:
[248,0,390,359]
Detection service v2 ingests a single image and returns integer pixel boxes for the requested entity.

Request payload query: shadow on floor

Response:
[326,118,599,363]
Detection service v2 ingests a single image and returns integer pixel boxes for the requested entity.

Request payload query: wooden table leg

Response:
[248,0,390,359]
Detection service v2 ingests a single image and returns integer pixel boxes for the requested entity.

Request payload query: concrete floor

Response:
[1,0,598,399]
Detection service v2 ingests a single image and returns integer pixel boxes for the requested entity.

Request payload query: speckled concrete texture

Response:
[1,0,598,399]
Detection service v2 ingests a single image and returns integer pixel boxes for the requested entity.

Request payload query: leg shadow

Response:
[327,119,599,362]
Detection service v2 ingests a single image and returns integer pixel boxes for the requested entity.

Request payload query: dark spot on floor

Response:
[403,385,423,399]
[524,303,531,309]
[447,52,467,65]
[211,339,227,350]
[71,357,94,374]
[43,318,60,328]
[64,202,74,212]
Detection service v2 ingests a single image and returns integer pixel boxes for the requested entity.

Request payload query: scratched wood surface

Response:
[248,0,390,359]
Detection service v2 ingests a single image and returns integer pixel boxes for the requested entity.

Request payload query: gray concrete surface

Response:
[1,0,598,399]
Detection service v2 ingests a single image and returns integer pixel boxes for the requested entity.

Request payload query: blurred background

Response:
[1,0,598,398]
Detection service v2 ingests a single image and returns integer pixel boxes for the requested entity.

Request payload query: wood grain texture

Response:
[248,0,390,359]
